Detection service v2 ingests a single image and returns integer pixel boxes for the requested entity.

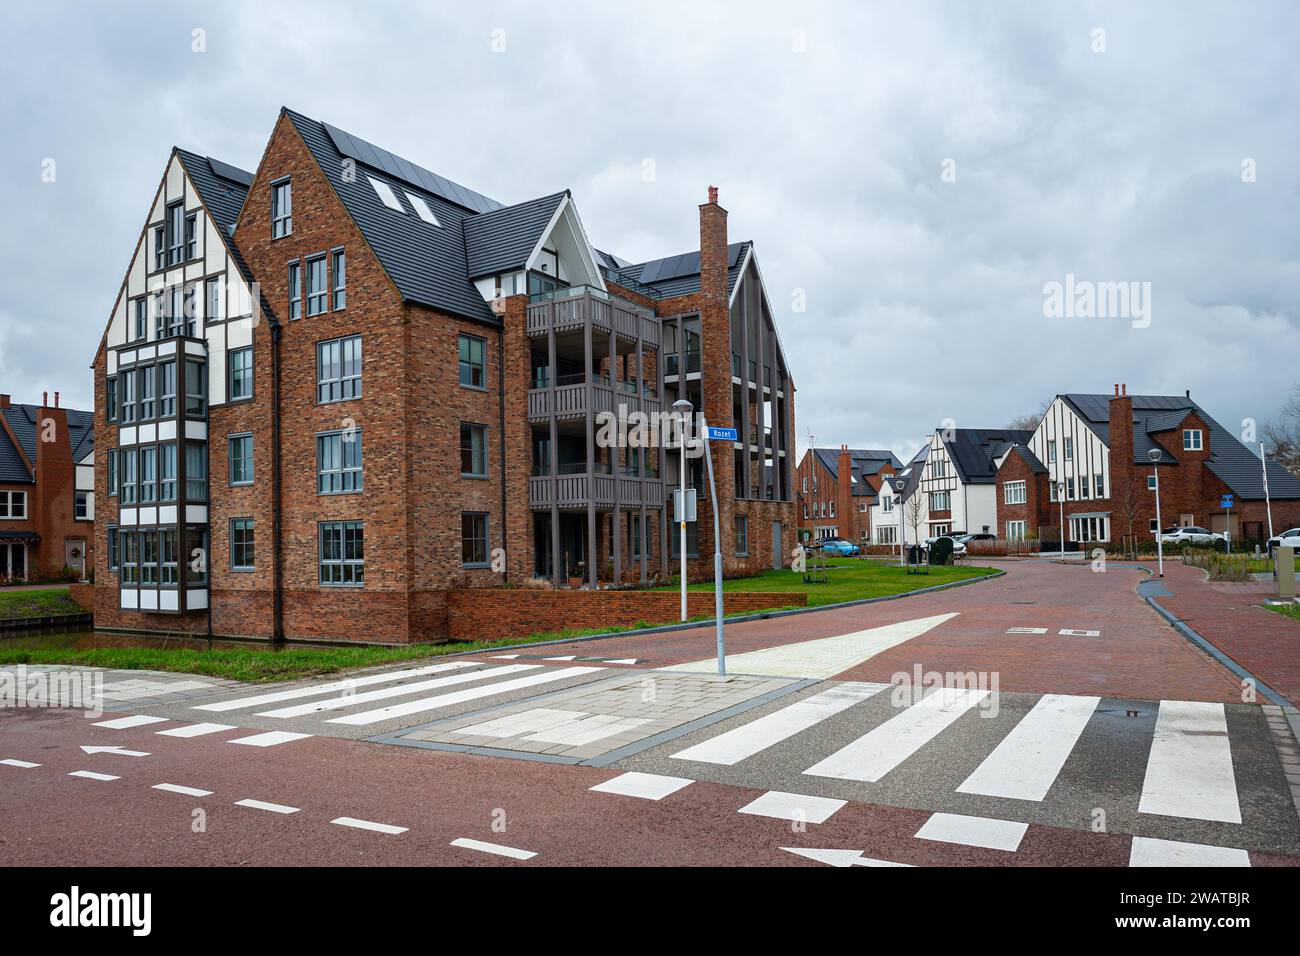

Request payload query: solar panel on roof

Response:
[206,156,253,186]
[322,121,502,213]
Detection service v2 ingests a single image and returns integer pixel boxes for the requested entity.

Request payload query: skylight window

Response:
[367,176,403,212]
[405,192,440,226]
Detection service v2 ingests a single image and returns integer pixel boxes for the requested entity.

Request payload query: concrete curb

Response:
[438,567,1007,659]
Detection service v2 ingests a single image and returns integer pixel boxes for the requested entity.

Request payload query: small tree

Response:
[905,493,926,546]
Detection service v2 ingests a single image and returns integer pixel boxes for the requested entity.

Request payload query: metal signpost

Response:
[703,424,736,675]
[1149,448,1164,577]
[673,399,693,621]
[1221,493,1233,553]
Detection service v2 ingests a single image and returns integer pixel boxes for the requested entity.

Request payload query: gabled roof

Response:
[998,443,1048,475]
[463,191,568,280]
[607,241,750,300]
[940,429,1035,484]
[284,109,500,326]
[1059,392,1300,501]
[0,404,94,483]
[807,447,904,498]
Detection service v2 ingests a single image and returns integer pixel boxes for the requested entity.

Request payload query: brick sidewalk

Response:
[1156,562,1300,706]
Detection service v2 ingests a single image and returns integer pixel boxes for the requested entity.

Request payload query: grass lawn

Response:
[0,587,85,620]
[656,559,998,608]
[1262,602,1300,622]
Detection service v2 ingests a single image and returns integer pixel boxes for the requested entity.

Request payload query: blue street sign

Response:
[1221,494,1234,509]
[706,426,738,442]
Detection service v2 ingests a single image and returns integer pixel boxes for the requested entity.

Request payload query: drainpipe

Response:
[271,321,284,642]
[498,325,508,583]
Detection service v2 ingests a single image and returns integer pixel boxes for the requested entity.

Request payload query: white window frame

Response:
[0,490,28,520]
[1183,428,1203,451]
[1003,480,1026,506]
[1006,520,1026,540]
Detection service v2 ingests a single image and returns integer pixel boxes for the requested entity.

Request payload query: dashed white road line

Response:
[914,812,1028,852]
[227,731,313,748]
[234,798,300,814]
[1129,836,1251,867]
[91,714,169,730]
[255,665,539,718]
[193,661,479,713]
[589,771,694,801]
[1,759,40,768]
[68,770,119,781]
[156,722,235,738]
[739,791,846,824]
[450,837,536,860]
[331,817,407,835]
[152,783,213,797]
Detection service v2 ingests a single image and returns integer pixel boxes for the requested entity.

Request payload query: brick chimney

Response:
[33,392,73,574]
[699,185,728,303]
[1109,381,1134,517]
[837,445,854,538]
[0,394,9,409]
[697,186,734,565]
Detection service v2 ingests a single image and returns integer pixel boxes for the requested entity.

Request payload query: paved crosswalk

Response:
[613,681,1300,855]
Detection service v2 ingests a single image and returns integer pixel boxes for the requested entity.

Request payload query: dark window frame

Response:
[230,517,255,572]
[461,512,490,568]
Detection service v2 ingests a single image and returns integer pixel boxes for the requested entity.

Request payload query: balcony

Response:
[528,374,662,423]
[528,471,665,510]
[526,286,659,348]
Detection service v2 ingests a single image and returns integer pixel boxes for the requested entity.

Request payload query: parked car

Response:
[819,537,861,557]
[1157,526,1226,547]
[1267,528,1300,556]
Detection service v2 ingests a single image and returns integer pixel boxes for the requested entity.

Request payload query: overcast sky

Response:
[2,1,1296,460]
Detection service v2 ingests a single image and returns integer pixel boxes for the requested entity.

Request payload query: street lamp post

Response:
[894,478,907,568]
[1057,480,1066,559]
[673,399,693,621]
[1149,447,1164,577]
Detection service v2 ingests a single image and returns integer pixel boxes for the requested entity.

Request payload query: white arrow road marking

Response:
[450,838,536,860]
[80,745,151,757]
[153,783,213,797]
[331,817,407,835]
[234,798,300,814]
[68,771,119,781]
[781,847,913,867]
[1,759,40,768]
[665,612,959,679]
[91,715,169,730]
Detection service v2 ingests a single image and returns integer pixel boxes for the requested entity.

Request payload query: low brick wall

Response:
[68,582,95,612]
[447,588,808,643]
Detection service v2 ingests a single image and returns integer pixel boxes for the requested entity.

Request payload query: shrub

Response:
[929,537,954,566]
[520,576,554,590]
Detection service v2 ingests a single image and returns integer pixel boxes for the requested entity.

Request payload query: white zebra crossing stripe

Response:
[152,783,212,797]
[227,731,313,748]
[156,722,235,738]
[666,613,958,678]
[325,666,604,726]
[92,714,169,729]
[957,694,1100,801]
[739,791,846,824]
[68,771,119,781]
[450,838,536,860]
[1129,836,1250,867]
[254,665,541,718]
[1138,700,1241,824]
[805,687,989,782]
[193,661,480,712]
[1,759,40,768]
[672,682,890,765]
[781,847,913,867]
[915,812,1028,852]
[590,772,694,801]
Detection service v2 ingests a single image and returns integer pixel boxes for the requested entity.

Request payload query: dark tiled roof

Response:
[941,429,1036,484]
[285,109,499,327]
[0,404,94,481]
[1060,392,1300,501]
[610,241,750,300]
[463,191,568,280]
[177,149,249,235]
[809,447,903,496]
[1000,443,1048,475]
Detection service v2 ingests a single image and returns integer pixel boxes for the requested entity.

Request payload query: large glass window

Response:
[332,249,346,310]
[317,430,363,493]
[0,491,27,519]
[1003,481,1026,505]
[229,434,253,485]
[159,443,177,502]
[140,530,159,585]
[307,255,327,315]
[160,529,178,586]
[159,361,176,417]
[459,334,486,388]
[319,521,364,585]
[185,360,206,415]
[108,448,119,497]
[288,261,301,319]
[120,530,138,585]
[121,450,137,504]
[138,446,157,503]
[317,335,361,402]
[138,366,155,421]
[460,423,487,477]
[153,227,165,271]
[186,526,209,586]
[735,514,749,555]
[167,202,185,265]
[272,179,292,238]
[231,518,255,571]
[107,525,119,570]
[186,443,207,501]
[120,369,136,423]
[107,377,118,423]
[229,347,253,401]
[461,512,488,567]
[206,276,222,323]
[133,297,147,341]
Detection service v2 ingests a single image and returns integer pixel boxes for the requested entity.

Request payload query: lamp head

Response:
[1147,448,1161,463]
[672,399,693,416]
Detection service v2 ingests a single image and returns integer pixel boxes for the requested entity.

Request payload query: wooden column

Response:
[584,313,596,588]
[548,320,561,585]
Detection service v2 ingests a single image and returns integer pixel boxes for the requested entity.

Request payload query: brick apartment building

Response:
[993,385,1300,545]
[0,393,95,581]
[91,108,796,643]
[795,446,900,544]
